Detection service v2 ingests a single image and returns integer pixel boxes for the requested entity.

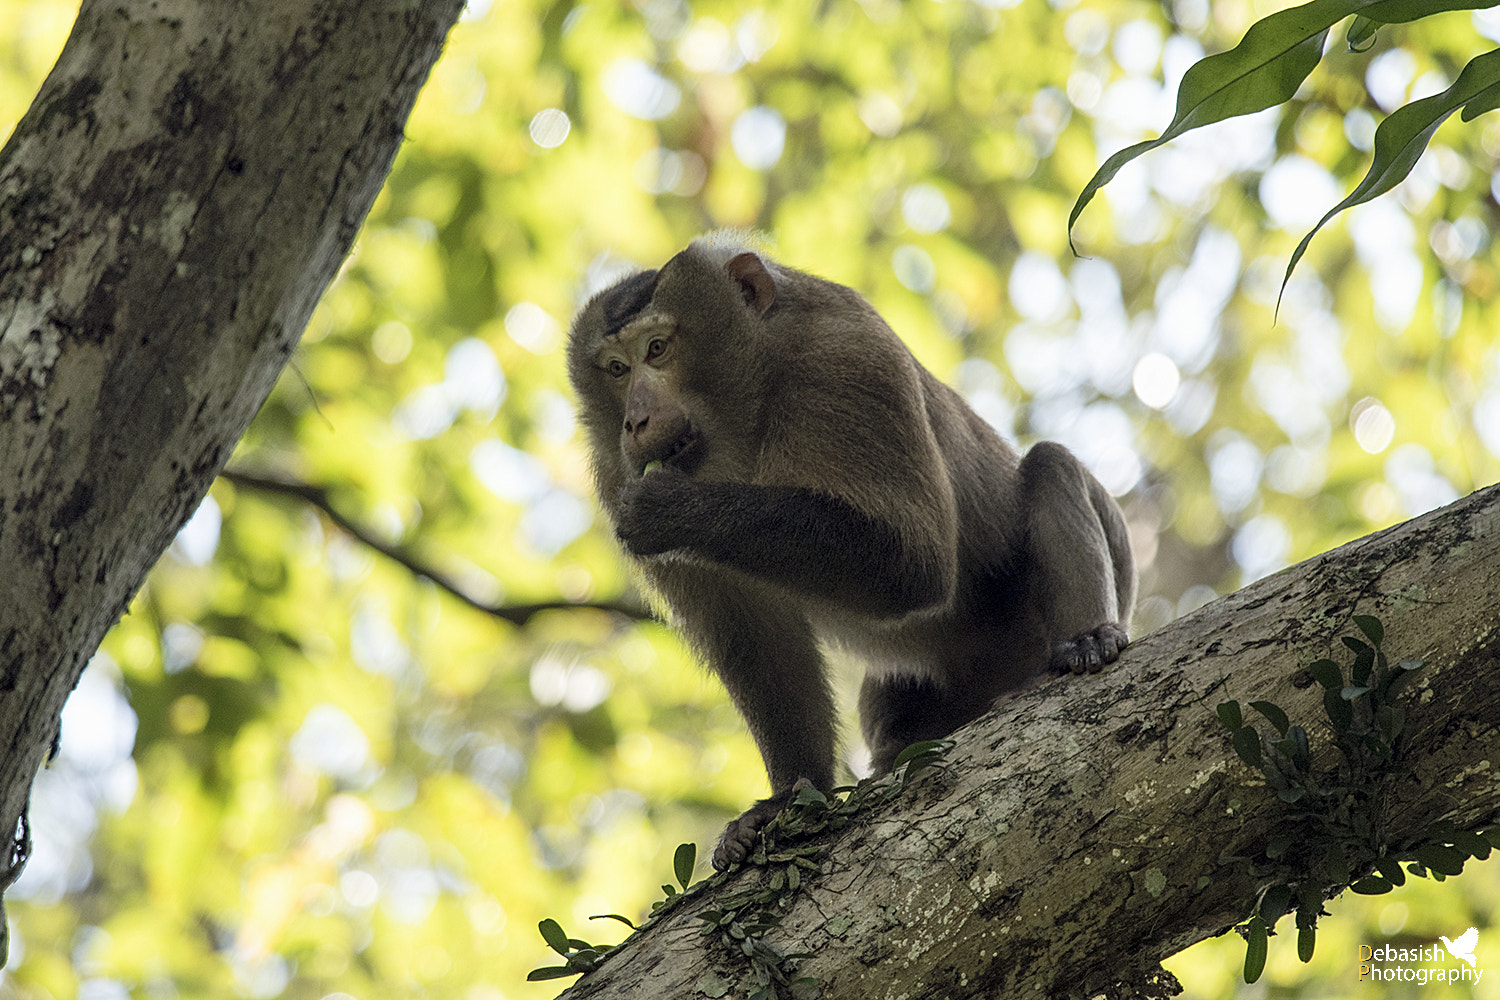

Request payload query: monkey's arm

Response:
[617,466,949,618]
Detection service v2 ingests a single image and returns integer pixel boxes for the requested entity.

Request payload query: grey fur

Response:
[567,239,1136,869]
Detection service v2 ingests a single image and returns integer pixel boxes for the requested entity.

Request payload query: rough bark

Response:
[559,482,1500,999]
[0,0,463,900]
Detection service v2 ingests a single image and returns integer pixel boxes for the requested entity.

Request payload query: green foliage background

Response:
[3,0,1499,996]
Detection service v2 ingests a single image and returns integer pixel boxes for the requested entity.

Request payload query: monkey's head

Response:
[567,241,780,497]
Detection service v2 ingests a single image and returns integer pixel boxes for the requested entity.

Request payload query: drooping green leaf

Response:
[1308,659,1343,689]
[1375,857,1407,885]
[1281,47,1500,298]
[1452,830,1493,860]
[1324,688,1353,731]
[1298,921,1317,962]
[1261,884,1293,922]
[1070,0,1383,243]
[1244,916,1269,983]
[1411,844,1467,876]
[1217,700,1244,730]
[1348,0,1500,52]
[1250,700,1291,736]
[1351,875,1393,894]
[590,912,638,930]
[1352,615,1384,648]
[1346,14,1380,48]
[1359,0,1500,21]
[1069,0,1500,245]
[1233,725,1264,768]
[1462,78,1500,120]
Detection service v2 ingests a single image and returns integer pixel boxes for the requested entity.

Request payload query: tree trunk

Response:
[558,482,1500,999]
[0,0,462,909]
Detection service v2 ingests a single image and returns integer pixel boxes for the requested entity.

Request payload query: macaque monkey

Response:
[567,238,1135,870]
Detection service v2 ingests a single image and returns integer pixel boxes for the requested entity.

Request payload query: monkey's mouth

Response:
[641,429,703,476]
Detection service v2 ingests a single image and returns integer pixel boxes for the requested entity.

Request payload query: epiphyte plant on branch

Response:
[1214,614,1500,984]
[1068,0,1500,303]
[527,742,952,997]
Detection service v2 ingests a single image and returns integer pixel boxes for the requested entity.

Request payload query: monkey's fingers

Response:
[1050,622,1129,675]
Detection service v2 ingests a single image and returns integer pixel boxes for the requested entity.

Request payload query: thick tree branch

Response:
[219,467,651,625]
[0,0,464,921]
[556,482,1500,999]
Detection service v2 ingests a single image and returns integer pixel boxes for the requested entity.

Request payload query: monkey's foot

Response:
[1051,622,1129,675]
[711,782,805,870]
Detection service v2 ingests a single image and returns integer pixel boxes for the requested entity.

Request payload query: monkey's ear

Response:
[725,252,777,317]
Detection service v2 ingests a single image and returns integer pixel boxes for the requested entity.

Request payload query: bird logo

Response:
[1440,927,1479,970]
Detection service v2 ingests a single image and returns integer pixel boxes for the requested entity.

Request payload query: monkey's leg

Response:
[1018,442,1136,674]
[651,565,837,869]
[859,673,987,774]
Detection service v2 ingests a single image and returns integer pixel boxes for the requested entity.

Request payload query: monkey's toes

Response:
[1051,622,1129,675]
[711,802,776,870]
[711,784,807,870]
[712,820,759,871]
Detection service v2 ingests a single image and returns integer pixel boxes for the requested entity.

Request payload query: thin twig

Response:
[219,468,652,625]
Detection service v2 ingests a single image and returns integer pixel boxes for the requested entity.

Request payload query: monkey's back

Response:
[764,289,1052,696]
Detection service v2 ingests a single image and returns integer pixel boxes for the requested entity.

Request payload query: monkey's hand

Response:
[614,465,697,557]
[1050,622,1129,675]
[711,782,805,870]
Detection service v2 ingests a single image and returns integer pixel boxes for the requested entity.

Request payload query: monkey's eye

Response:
[644,337,668,362]
[606,359,629,378]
